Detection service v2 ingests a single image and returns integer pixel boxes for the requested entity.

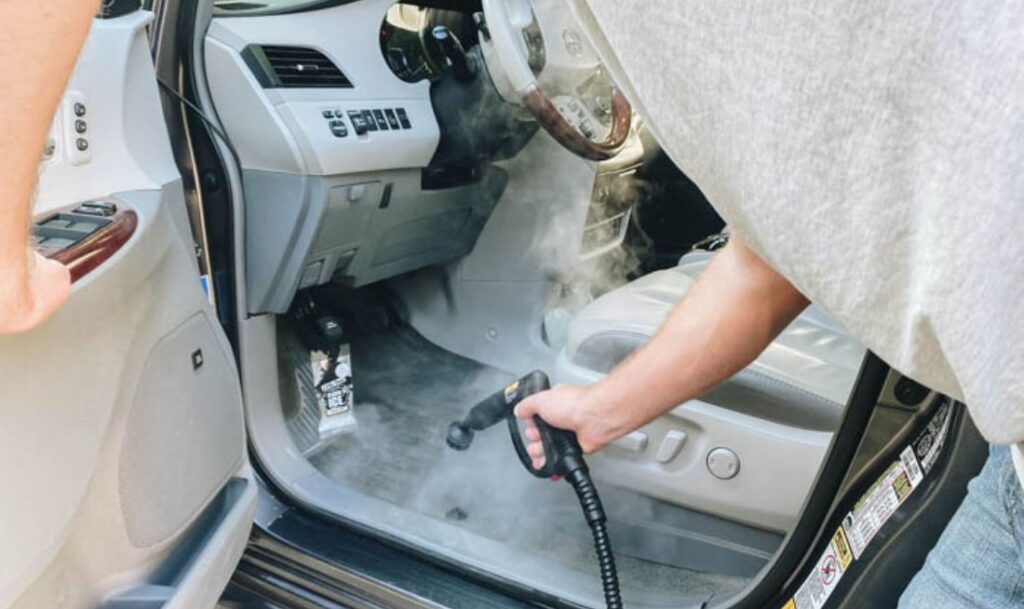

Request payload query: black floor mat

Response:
[297,323,748,604]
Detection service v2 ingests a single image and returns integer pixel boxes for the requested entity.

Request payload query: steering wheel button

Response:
[321,109,334,119]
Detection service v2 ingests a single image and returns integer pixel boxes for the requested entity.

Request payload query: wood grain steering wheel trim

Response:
[521,86,632,161]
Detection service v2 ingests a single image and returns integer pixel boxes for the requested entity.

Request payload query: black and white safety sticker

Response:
[783,400,954,609]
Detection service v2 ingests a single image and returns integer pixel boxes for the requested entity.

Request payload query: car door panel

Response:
[0,10,251,609]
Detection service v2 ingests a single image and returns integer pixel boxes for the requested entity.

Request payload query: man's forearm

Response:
[0,1,98,332]
[0,2,97,259]
[586,238,810,445]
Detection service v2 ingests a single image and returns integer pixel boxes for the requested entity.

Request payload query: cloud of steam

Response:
[526,163,653,349]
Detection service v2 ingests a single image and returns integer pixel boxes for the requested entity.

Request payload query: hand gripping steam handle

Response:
[446,371,624,609]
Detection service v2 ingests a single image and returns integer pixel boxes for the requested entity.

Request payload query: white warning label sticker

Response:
[793,544,846,609]
[900,445,924,487]
[785,400,955,609]
[843,462,906,559]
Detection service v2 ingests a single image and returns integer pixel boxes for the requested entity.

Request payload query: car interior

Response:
[192,0,874,607]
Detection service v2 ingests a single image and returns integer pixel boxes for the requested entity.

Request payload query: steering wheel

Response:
[479,0,632,161]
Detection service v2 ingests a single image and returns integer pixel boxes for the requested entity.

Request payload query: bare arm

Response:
[0,1,99,334]
[516,237,809,464]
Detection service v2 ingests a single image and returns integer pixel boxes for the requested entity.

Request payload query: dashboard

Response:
[205,0,507,314]
[206,0,441,176]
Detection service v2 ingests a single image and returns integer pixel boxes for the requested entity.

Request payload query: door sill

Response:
[220,479,545,609]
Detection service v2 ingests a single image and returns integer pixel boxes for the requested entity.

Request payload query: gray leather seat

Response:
[567,252,865,431]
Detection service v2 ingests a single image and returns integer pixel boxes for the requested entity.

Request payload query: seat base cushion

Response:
[567,256,865,431]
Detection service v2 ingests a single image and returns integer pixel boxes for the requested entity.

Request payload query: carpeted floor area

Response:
[294,322,749,606]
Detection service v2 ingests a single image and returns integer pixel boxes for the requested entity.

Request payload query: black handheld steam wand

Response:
[446,370,623,609]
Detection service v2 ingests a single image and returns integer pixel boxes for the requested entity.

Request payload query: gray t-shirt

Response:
[575,1,1022,444]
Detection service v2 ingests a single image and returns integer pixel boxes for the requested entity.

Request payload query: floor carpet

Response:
[296,323,749,606]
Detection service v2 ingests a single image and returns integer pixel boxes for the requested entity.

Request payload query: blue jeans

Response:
[899,445,1024,608]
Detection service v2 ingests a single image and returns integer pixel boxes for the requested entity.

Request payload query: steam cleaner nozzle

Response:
[446,370,624,609]
[445,422,474,451]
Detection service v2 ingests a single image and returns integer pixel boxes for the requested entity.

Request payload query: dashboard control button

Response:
[396,107,411,129]
[384,108,400,130]
[75,119,87,134]
[349,115,369,136]
[372,109,388,130]
[76,138,89,151]
[361,110,378,131]
[348,111,370,135]
[328,119,348,137]
[322,109,334,119]
[333,109,345,118]
[73,102,86,117]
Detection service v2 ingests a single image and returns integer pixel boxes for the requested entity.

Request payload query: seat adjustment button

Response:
[706,447,740,480]
[656,430,688,463]
[611,431,648,453]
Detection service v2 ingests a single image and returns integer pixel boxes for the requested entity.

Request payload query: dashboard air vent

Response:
[243,45,353,89]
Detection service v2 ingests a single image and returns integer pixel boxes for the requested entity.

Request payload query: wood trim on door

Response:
[35,202,138,283]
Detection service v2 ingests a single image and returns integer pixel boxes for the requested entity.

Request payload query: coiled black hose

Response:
[568,469,623,609]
